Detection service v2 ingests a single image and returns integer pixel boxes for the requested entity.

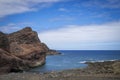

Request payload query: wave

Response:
[78,59,118,64]
[78,61,87,64]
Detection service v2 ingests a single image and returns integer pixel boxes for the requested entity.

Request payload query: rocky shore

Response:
[0,60,120,80]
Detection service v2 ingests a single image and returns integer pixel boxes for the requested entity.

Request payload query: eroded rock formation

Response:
[0,27,51,73]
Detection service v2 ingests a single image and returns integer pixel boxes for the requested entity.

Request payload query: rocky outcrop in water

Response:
[0,27,59,73]
[46,50,61,55]
[40,43,61,55]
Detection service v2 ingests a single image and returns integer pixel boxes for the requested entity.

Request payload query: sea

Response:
[29,50,120,73]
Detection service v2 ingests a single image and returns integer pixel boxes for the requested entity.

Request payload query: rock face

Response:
[0,27,50,73]
[8,27,47,56]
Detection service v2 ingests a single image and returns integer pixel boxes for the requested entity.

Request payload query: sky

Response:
[0,0,120,50]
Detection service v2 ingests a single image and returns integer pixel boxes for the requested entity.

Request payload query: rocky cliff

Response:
[0,27,58,73]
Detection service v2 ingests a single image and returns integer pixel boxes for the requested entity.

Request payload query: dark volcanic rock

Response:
[0,27,47,73]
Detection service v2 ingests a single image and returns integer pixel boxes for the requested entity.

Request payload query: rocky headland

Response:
[0,27,60,73]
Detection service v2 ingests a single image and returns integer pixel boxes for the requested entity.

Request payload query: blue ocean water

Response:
[29,50,120,73]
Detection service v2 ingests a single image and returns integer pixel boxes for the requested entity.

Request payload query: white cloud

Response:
[0,22,33,33]
[0,0,61,17]
[0,23,21,33]
[38,21,120,50]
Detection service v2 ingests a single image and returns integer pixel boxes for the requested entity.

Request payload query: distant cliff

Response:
[0,27,59,73]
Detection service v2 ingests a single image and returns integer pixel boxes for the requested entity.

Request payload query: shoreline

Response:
[28,59,119,73]
[0,60,120,80]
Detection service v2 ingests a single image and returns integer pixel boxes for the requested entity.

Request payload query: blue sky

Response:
[0,0,120,50]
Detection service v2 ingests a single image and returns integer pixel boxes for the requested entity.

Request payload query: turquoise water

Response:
[29,50,120,73]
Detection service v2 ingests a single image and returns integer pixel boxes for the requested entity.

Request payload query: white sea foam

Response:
[78,59,117,64]
[78,61,87,64]
[109,59,117,61]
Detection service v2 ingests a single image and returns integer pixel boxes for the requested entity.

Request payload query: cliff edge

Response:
[0,27,59,73]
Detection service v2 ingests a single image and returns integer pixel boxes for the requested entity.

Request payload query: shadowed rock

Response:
[0,32,9,51]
